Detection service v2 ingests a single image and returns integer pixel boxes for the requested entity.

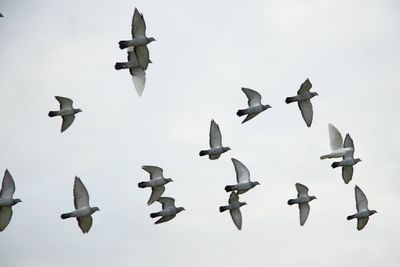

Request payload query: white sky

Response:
[0,0,399,266]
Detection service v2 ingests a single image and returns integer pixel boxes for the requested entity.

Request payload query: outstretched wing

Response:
[355,185,368,212]
[142,165,163,180]
[299,203,310,226]
[228,192,239,205]
[74,177,90,209]
[328,124,343,151]
[209,119,222,148]
[295,183,309,197]
[357,217,369,231]
[1,169,15,198]
[131,8,146,38]
[342,166,353,184]
[298,100,313,127]
[343,134,355,159]
[297,79,312,94]
[229,208,242,230]
[241,87,262,107]
[0,207,13,231]
[135,46,150,70]
[55,96,73,110]
[61,115,75,133]
[155,215,175,224]
[147,186,165,206]
[158,197,175,210]
[231,158,250,183]
[77,216,93,233]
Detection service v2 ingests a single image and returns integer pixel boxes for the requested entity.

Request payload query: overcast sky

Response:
[0,0,399,266]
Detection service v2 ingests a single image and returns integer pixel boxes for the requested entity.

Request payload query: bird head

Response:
[147,37,156,43]
[370,210,378,215]
[252,181,260,187]
[311,92,319,97]
[224,147,231,152]
[177,207,185,213]
[240,202,247,207]
[12,199,22,205]
[166,178,174,183]
[75,108,83,113]
[310,196,317,201]
[264,104,272,110]
[355,158,362,164]
[91,207,100,213]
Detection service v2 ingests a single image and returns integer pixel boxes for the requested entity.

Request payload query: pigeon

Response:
[320,124,353,160]
[331,134,362,184]
[138,165,173,205]
[61,177,100,233]
[199,120,231,160]
[0,170,22,231]
[287,183,317,226]
[150,197,185,224]
[225,158,260,194]
[347,185,377,231]
[48,96,82,132]
[115,46,152,96]
[118,8,155,50]
[236,87,271,123]
[219,192,247,230]
[285,79,318,127]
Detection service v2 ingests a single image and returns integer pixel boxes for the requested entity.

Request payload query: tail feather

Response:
[331,162,340,168]
[225,185,235,192]
[119,40,131,49]
[347,215,355,220]
[48,111,59,117]
[115,62,128,70]
[61,213,72,219]
[138,182,148,188]
[219,206,229,212]
[199,150,208,157]
[236,109,247,117]
[150,212,160,218]
[285,97,296,104]
[287,199,296,205]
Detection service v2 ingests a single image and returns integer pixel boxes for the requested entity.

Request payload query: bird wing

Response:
[229,208,242,230]
[228,192,239,205]
[158,197,176,209]
[127,48,140,66]
[328,124,343,151]
[232,158,250,183]
[295,183,309,197]
[298,100,313,127]
[0,207,12,231]
[209,119,222,148]
[61,115,75,133]
[77,215,93,233]
[131,68,146,97]
[0,169,15,198]
[55,96,73,110]
[131,8,146,38]
[355,185,368,212]
[142,165,163,180]
[155,215,175,224]
[343,134,355,159]
[357,217,369,231]
[297,78,312,94]
[299,203,310,226]
[241,87,262,107]
[342,166,353,184]
[147,186,165,206]
[135,46,150,70]
[242,113,259,124]
[74,177,90,209]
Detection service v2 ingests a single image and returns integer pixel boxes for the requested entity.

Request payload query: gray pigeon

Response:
[236,87,271,123]
[331,134,361,184]
[219,192,247,230]
[138,165,173,205]
[285,79,318,127]
[199,120,231,159]
[119,8,155,49]
[48,96,82,132]
[225,158,260,194]
[347,185,377,231]
[287,183,317,226]
[61,177,100,233]
[0,170,22,231]
[150,197,185,224]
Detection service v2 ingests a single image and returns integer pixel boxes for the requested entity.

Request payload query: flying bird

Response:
[0,170,22,231]
[285,79,318,127]
[48,96,82,132]
[138,165,173,205]
[236,87,271,123]
[118,8,155,50]
[61,177,100,233]
[150,197,185,224]
[199,120,231,160]
[115,46,151,96]
[287,183,317,226]
[225,158,260,194]
[219,192,247,230]
[331,134,361,184]
[320,124,353,160]
[347,185,377,231]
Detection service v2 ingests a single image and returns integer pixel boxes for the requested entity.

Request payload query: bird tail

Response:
[224,185,235,192]
[287,199,296,205]
[347,215,355,220]
[320,154,330,160]
[199,150,208,156]
[219,206,229,212]
[61,212,72,219]
[285,97,296,104]
[114,62,128,70]
[119,40,131,49]
[48,111,59,117]
[150,212,161,218]
[236,109,247,117]
[331,162,340,168]
[138,182,148,188]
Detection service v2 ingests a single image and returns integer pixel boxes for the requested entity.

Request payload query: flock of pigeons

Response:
[0,7,378,233]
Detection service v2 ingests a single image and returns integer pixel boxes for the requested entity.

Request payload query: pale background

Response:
[0,0,399,266]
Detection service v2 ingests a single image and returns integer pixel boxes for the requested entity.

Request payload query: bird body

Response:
[150,197,185,224]
[320,124,353,160]
[219,192,246,230]
[199,120,231,160]
[236,87,271,123]
[138,166,172,205]
[48,96,82,132]
[287,183,316,226]
[224,158,260,194]
[0,170,22,231]
[347,185,377,230]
